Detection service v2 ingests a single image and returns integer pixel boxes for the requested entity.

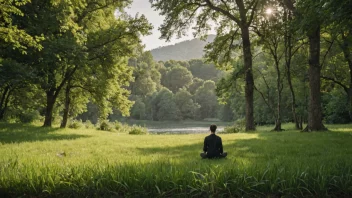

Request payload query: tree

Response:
[131,97,146,120]
[153,88,181,121]
[129,51,161,97]
[188,59,222,81]
[188,77,204,95]
[194,80,218,119]
[163,66,193,93]
[0,59,33,119]
[253,3,287,131]
[319,0,352,120]
[11,0,152,127]
[151,0,267,131]
[0,0,43,54]
[282,0,327,131]
[174,89,200,119]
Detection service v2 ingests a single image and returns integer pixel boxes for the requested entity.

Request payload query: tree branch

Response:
[247,0,259,25]
[321,76,348,93]
[254,84,276,117]
[320,38,334,68]
[204,0,241,25]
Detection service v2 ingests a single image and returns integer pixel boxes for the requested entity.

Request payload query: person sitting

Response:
[200,124,227,159]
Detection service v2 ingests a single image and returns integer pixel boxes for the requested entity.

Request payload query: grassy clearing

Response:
[0,122,351,197]
[121,120,232,129]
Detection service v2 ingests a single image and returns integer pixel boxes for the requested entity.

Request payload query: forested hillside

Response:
[150,35,215,61]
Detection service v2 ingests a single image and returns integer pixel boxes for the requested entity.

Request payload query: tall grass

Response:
[0,122,351,197]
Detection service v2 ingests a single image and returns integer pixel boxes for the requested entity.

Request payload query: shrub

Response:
[235,118,246,130]
[117,123,132,133]
[84,120,95,129]
[19,110,42,123]
[99,120,114,131]
[68,120,84,129]
[222,125,240,133]
[114,121,121,130]
[221,118,246,133]
[128,126,148,135]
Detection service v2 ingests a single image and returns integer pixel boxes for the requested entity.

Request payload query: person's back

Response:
[201,124,227,159]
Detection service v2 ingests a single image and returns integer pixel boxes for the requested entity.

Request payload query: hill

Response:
[150,35,216,61]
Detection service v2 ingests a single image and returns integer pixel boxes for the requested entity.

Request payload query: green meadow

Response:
[0,122,352,197]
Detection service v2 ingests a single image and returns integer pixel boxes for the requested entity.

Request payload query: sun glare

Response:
[266,8,273,15]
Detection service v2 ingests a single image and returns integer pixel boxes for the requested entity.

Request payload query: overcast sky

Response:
[125,0,195,50]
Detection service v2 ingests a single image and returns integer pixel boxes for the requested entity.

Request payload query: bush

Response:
[128,126,148,135]
[84,120,95,129]
[19,110,42,123]
[116,123,133,133]
[221,118,246,133]
[222,125,240,133]
[235,118,246,130]
[68,120,84,129]
[99,120,114,131]
[114,121,121,130]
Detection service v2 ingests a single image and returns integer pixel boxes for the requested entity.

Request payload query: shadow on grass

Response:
[1,128,352,197]
[136,129,352,165]
[0,122,90,144]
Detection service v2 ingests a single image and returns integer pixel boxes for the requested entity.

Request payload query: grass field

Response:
[0,122,352,197]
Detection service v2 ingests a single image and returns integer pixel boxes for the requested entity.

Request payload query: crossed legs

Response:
[200,152,227,159]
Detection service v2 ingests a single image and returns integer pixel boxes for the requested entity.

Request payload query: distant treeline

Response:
[78,52,233,123]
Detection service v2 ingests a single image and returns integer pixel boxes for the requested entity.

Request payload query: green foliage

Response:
[221,118,246,133]
[194,80,218,119]
[188,77,204,95]
[68,120,84,129]
[19,110,42,124]
[130,98,146,120]
[174,89,200,120]
[217,104,234,122]
[128,126,148,135]
[84,120,95,129]
[114,121,121,131]
[130,51,161,96]
[154,88,181,121]
[1,0,152,127]
[98,120,114,132]
[163,66,193,93]
[323,90,351,124]
[0,0,43,53]
[189,59,224,81]
[222,126,240,134]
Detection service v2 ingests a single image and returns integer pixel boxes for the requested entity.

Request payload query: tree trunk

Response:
[241,26,255,131]
[304,26,327,131]
[60,83,71,128]
[273,58,283,131]
[287,67,300,129]
[0,86,12,120]
[347,89,352,121]
[340,30,352,121]
[43,90,56,127]
[0,86,9,120]
[283,10,300,129]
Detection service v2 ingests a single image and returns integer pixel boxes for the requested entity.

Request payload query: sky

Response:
[125,0,195,50]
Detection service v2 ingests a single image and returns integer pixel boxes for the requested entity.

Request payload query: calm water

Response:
[147,127,224,134]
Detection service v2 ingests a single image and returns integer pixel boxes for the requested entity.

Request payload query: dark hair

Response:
[210,124,217,132]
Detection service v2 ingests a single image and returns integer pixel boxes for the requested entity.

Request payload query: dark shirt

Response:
[203,134,223,158]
